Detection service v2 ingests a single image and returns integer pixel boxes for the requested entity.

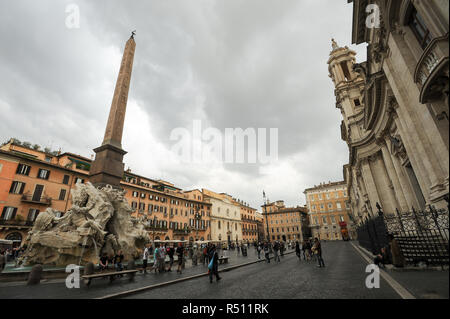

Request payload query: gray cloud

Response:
[0,0,366,209]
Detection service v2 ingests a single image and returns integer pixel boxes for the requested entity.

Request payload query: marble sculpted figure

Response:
[19,182,150,266]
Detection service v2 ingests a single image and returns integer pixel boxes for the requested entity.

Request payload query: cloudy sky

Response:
[0,0,366,209]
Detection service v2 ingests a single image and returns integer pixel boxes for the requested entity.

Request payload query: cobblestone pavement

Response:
[1,242,447,299]
[125,241,402,299]
[0,247,268,299]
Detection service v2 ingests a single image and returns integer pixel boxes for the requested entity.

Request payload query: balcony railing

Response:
[21,194,52,205]
[173,229,190,234]
[0,219,34,227]
[414,34,449,104]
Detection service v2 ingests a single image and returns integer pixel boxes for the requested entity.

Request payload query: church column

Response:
[384,135,422,210]
[378,138,409,211]
[360,158,381,216]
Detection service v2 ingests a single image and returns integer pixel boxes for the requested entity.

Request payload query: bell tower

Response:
[327,39,366,145]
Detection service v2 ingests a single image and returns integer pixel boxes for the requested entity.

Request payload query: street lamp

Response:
[263,191,270,243]
[194,205,202,241]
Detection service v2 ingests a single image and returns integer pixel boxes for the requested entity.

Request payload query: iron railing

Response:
[356,199,449,267]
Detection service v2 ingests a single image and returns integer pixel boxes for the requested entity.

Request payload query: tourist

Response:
[208,245,221,283]
[280,242,285,257]
[167,244,175,271]
[99,253,109,271]
[152,244,160,273]
[374,247,388,268]
[203,245,208,265]
[273,241,281,262]
[114,250,124,272]
[301,241,307,260]
[313,238,325,268]
[257,243,262,260]
[159,244,166,273]
[142,245,149,274]
[176,242,184,274]
[295,241,301,260]
[263,242,270,263]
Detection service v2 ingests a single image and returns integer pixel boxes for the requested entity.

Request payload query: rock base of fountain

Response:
[19,182,150,267]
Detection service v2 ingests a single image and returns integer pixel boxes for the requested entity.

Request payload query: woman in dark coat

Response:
[208,245,221,283]
[295,241,301,260]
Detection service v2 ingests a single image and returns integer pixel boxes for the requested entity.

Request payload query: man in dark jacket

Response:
[313,238,325,267]
[208,245,221,283]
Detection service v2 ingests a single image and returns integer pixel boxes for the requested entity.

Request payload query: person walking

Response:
[263,242,270,263]
[208,245,221,283]
[273,241,281,262]
[167,244,175,272]
[313,238,325,268]
[295,241,301,260]
[257,242,262,260]
[176,242,184,274]
[159,244,166,272]
[152,244,160,273]
[142,245,149,274]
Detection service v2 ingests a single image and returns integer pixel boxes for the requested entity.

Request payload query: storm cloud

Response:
[0,0,366,209]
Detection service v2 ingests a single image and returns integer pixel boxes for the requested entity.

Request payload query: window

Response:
[337,202,342,210]
[340,215,345,222]
[37,169,50,180]
[139,203,145,210]
[322,217,327,224]
[331,216,336,224]
[148,204,153,212]
[27,209,40,222]
[62,175,70,185]
[141,193,146,199]
[354,99,361,107]
[9,181,25,194]
[318,194,323,200]
[328,203,333,209]
[132,191,138,198]
[149,194,154,200]
[409,6,433,49]
[218,221,221,229]
[326,193,330,199]
[16,164,31,176]
[75,177,84,184]
[1,207,17,220]
[310,195,314,202]
[131,202,137,209]
[59,189,67,201]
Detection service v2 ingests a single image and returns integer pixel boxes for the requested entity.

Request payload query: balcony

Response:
[21,194,52,206]
[173,229,190,235]
[145,224,168,232]
[414,34,449,104]
[0,219,34,228]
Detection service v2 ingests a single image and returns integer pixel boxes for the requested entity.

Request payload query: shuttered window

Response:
[9,181,25,194]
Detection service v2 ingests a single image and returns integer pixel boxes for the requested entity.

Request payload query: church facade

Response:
[329,0,449,225]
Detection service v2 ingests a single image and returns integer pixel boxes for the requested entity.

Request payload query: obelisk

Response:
[89,32,136,188]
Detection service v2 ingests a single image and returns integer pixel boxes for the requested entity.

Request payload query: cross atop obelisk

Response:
[90,32,136,188]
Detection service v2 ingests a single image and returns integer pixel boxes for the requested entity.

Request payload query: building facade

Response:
[329,1,449,225]
[304,181,356,240]
[202,189,243,245]
[261,200,310,243]
[233,198,258,244]
[0,139,212,246]
[255,212,265,242]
